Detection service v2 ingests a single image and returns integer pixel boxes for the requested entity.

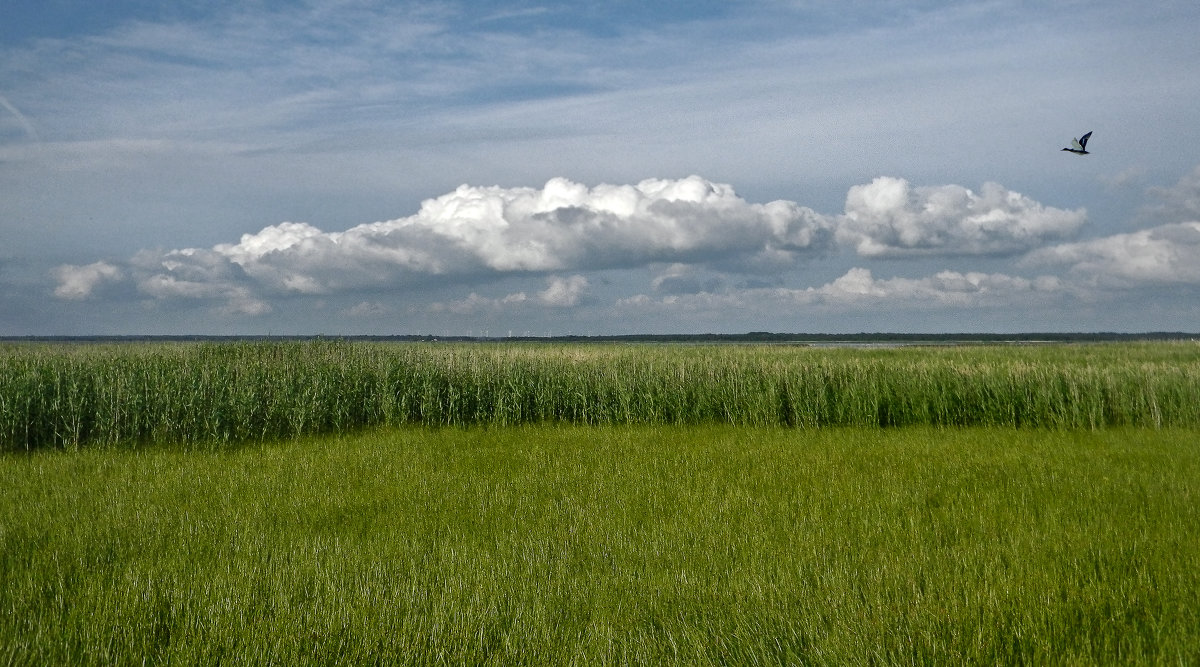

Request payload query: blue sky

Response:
[3,0,1199,335]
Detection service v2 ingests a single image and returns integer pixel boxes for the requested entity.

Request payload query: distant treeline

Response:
[3,331,1197,344]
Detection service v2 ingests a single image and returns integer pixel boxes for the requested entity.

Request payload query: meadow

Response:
[3,340,1200,451]
[2,341,1199,663]
[2,425,1198,664]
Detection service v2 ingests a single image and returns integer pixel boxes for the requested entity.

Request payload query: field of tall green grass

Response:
[3,340,1199,450]
[3,341,1199,663]
[3,425,1198,664]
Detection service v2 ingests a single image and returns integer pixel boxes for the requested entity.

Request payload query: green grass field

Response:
[3,341,1199,663]
[3,425,1199,664]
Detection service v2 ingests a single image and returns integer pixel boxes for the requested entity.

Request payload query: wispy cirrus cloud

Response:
[0,94,39,141]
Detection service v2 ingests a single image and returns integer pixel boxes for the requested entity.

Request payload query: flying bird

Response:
[1061,131,1092,155]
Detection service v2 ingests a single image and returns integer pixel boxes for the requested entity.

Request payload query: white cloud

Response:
[810,268,1061,306]
[107,175,832,302]
[124,248,271,315]
[429,274,589,314]
[1145,165,1200,222]
[51,261,122,299]
[1024,222,1200,286]
[651,264,724,295]
[49,175,1090,319]
[538,275,589,307]
[1020,168,1200,290]
[343,301,391,317]
[217,291,272,316]
[430,292,507,315]
[136,274,270,316]
[617,267,1062,315]
[837,177,1086,257]
[429,290,530,315]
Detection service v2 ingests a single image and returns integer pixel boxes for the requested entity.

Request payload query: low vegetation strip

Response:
[2,341,1200,450]
[2,426,1197,664]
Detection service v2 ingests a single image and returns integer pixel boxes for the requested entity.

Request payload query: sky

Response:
[3,0,1200,336]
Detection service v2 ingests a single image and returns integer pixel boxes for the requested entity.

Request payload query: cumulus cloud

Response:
[537,275,589,307]
[1024,222,1200,286]
[430,275,588,314]
[52,261,122,299]
[810,267,1061,305]
[837,177,1086,257]
[126,247,270,315]
[617,267,1062,315]
[226,175,830,284]
[104,176,831,303]
[50,174,1089,317]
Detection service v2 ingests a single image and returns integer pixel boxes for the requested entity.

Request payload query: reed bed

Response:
[2,340,1199,450]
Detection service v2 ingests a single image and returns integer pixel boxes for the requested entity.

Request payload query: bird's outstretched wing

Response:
[1062,130,1093,153]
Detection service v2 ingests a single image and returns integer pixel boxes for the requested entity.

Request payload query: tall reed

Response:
[3,341,1199,450]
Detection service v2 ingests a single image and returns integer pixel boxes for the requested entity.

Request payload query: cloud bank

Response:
[617,267,1064,314]
[57,175,833,307]
[49,172,1200,328]
[1024,222,1200,287]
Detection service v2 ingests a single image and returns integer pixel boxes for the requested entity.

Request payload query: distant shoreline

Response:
[2,332,1196,344]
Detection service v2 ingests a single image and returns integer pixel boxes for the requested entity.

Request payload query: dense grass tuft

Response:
[3,341,1200,450]
[2,426,1198,664]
